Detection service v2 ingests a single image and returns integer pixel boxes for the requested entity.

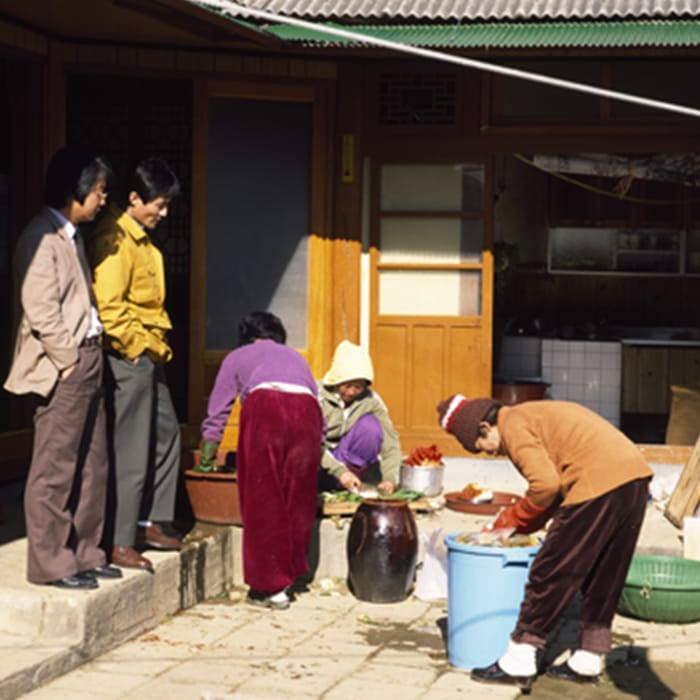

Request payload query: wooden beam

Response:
[665,435,700,528]
[113,0,282,47]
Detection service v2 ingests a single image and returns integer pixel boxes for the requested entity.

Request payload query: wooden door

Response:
[369,162,493,456]
[189,79,333,448]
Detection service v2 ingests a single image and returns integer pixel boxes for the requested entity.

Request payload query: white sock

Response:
[498,640,537,676]
[269,589,289,603]
[568,649,602,676]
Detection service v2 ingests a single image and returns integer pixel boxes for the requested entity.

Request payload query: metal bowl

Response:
[399,463,445,497]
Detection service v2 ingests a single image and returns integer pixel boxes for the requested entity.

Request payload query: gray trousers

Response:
[106,353,180,547]
[25,344,107,583]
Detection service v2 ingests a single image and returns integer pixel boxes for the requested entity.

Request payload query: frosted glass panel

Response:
[205,98,310,349]
[380,217,482,263]
[381,165,482,211]
[379,270,481,316]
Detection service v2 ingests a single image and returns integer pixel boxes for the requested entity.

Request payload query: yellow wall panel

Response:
[447,326,490,400]
[374,324,408,428]
[410,325,447,428]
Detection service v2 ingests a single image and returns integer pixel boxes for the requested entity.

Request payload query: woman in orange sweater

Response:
[437,396,653,691]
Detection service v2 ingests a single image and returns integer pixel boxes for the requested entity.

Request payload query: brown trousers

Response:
[24,345,107,583]
[513,477,650,654]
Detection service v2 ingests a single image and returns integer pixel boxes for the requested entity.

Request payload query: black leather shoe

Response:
[50,575,98,590]
[83,565,123,579]
[471,662,535,692]
[547,661,600,685]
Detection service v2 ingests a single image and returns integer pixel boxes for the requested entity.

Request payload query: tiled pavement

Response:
[2,455,699,700]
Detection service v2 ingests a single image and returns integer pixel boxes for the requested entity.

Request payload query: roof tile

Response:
[231,0,700,20]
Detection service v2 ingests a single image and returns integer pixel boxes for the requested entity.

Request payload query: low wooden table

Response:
[321,497,436,517]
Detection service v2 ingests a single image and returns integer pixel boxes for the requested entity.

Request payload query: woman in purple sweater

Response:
[199,312,323,610]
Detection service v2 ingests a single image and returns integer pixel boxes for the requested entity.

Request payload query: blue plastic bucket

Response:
[445,533,541,669]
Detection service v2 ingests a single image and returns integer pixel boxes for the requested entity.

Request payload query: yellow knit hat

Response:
[322,340,374,385]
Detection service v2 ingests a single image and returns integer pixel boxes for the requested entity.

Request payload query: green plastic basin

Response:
[617,555,700,624]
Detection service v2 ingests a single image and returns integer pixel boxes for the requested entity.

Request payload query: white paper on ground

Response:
[683,516,700,560]
[414,527,448,600]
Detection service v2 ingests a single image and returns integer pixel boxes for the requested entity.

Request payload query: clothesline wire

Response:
[513,154,690,205]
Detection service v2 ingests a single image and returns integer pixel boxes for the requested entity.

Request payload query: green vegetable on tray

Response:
[322,491,363,503]
[388,489,425,501]
[322,489,424,503]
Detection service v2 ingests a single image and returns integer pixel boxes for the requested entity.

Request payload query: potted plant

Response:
[183,448,242,525]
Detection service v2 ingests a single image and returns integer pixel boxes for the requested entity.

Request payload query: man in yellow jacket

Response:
[90,158,182,572]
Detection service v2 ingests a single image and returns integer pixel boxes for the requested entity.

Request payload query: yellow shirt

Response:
[89,203,173,363]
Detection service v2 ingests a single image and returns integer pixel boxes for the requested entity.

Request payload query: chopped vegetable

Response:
[321,491,363,503]
[456,531,541,548]
[458,482,493,503]
[386,489,424,501]
[404,444,443,466]
[321,489,424,503]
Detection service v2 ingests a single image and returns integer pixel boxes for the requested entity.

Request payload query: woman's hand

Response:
[378,480,395,494]
[338,470,361,492]
[198,440,220,472]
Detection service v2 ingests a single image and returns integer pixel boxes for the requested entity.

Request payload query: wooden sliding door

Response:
[370,162,494,454]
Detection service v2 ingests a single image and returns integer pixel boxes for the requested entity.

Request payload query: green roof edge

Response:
[263,19,700,49]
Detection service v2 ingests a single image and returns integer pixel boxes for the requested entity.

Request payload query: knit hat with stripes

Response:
[436,395,499,453]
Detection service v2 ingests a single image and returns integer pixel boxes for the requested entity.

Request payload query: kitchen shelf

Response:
[549,227,685,274]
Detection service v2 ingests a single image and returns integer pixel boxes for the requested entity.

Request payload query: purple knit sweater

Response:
[201,339,318,442]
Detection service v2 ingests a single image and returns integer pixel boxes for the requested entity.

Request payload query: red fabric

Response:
[491,496,554,534]
[236,389,323,593]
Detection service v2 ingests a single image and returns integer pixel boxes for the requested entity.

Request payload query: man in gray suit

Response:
[4,145,121,589]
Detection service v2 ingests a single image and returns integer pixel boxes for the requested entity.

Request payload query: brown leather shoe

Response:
[111,546,154,572]
[142,523,181,551]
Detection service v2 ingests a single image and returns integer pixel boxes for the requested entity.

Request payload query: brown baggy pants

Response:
[24,345,107,584]
[512,477,650,654]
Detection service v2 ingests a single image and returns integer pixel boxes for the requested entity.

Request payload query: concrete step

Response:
[0,526,241,700]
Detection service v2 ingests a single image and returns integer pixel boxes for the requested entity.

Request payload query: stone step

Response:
[0,527,240,700]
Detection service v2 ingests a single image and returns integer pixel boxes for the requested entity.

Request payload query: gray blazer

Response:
[4,207,92,397]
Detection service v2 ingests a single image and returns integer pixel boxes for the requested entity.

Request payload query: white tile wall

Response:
[541,339,621,427]
[497,336,622,427]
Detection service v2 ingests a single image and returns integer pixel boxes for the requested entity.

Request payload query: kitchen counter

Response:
[621,338,700,347]
[607,325,700,346]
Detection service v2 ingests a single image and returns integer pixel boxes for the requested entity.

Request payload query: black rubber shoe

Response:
[471,662,535,692]
[547,661,600,685]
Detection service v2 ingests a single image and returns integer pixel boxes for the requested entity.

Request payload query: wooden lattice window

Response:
[378,72,458,126]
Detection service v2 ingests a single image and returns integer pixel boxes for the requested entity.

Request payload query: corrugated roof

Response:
[223,0,700,21]
[265,19,700,47]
